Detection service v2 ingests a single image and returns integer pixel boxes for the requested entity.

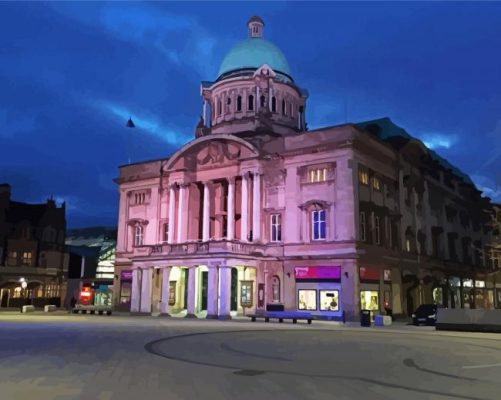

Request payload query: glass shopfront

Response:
[298,289,317,310]
[295,266,342,317]
[120,270,132,308]
[360,290,379,311]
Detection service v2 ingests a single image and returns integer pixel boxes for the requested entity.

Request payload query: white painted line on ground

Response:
[462,362,501,369]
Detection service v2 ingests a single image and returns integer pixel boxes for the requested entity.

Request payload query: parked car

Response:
[412,304,438,326]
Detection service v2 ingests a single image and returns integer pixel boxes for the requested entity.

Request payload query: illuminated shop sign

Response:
[120,270,133,282]
[294,266,341,280]
[359,267,380,281]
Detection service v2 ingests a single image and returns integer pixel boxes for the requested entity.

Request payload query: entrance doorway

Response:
[231,268,238,311]
[1,289,9,308]
[183,269,189,309]
[201,271,208,311]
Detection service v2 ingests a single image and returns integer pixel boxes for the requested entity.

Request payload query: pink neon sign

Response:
[294,266,341,280]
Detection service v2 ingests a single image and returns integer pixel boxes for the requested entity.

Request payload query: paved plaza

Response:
[0,312,500,400]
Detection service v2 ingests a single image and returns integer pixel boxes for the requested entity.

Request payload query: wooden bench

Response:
[249,311,313,324]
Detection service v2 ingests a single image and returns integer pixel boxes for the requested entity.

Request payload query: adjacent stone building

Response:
[0,184,67,308]
[113,17,495,320]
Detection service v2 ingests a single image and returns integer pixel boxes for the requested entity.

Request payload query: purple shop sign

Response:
[120,270,133,282]
[294,266,341,280]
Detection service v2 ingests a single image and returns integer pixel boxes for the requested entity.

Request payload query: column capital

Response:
[178,182,190,189]
[227,176,236,184]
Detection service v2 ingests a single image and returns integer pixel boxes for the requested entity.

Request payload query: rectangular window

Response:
[319,290,339,311]
[22,252,32,265]
[375,216,381,245]
[373,177,381,191]
[360,290,379,311]
[298,289,317,310]
[359,169,369,185]
[360,212,366,242]
[270,214,282,242]
[163,222,169,242]
[312,210,326,240]
[134,226,143,246]
[240,281,253,307]
[406,238,411,252]
[309,168,328,183]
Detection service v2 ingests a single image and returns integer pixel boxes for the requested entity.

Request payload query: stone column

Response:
[202,181,211,241]
[227,177,235,240]
[185,266,197,318]
[252,172,261,241]
[241,173,249,241]
[130,268,141,312]
[177,183,186,243]
[218,265,232,320]
[160,266,171,315]
[139,267,152,313]
[168,185,176,244]
[206,264,219,319]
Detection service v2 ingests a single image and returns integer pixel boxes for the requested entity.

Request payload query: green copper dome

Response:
[217,38,292,79]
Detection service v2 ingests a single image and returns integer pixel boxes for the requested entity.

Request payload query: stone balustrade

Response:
[132,240,283,258]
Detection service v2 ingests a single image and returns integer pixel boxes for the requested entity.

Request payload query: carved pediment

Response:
[196,140,241,166]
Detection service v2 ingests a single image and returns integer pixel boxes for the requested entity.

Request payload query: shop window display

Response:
[319,290,339,311]
[433,287,443,305]
[298,289,317,310]
[119,282,131,305]
[360,290,379,311]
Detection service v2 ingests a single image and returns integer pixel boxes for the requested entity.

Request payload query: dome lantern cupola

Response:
[248,15,264,38]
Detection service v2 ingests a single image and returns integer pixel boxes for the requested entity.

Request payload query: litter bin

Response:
[360,309,371,327]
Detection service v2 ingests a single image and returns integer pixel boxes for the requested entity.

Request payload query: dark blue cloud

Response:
[1,1,500,228]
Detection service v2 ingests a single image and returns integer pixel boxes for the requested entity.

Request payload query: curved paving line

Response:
[220,342,293,361]
[403,358,478,381]
[144,329,492,400]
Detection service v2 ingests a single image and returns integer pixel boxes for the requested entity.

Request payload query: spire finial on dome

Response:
[248,16,264,38]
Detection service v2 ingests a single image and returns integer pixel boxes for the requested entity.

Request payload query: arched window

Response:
[290,102,293,117]
[260,95,265,108]
[248,95,254,111]
[237,95,242,111]
[272,276,280,302]
[282,99,286,115]
[271,96,276,112]
[218,100,222,116]
[134,225,143,246]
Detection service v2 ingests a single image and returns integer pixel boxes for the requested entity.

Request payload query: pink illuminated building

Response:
[113,17,496,320]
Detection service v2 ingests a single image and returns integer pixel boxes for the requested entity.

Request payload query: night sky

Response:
[1,1,500,228]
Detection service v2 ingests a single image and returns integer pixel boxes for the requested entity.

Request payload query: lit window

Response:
[373,177,381,190]
[312,210,326,240]
[134,225,143,246]
[270,214,282,242]
[298,289,317,310]
[320,290,339,311]
[240,281,253,307]
[272,276,280,302]
[375,216,381,245]
[360,212,366,242]
[309,168,328,183]
[360,290,379,311]
[22,252,32,265]
[406,239,411,252]
[359,169,369,185]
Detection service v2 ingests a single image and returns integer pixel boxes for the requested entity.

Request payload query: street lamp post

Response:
[19,277,27,313]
